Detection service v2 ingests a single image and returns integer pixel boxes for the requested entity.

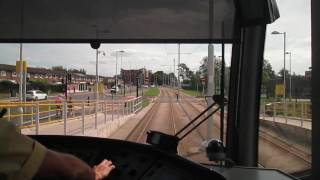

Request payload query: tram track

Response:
[179,91,311,169]
[125,88,180,154]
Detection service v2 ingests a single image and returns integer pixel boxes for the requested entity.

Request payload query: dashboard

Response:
[30,135,225,180]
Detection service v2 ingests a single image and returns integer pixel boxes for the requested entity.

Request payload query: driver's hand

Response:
[93,159,115,180]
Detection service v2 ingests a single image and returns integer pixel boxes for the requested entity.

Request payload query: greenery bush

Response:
[28,80,64,94]
[0,80,15,93]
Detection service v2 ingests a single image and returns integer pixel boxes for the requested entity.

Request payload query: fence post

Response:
[117,100,120,119]
[301,102,304,119]
[95,99,98,129]
[104,100,107,124]
[31,103,34,125]
[126,100,128,115]
[82,102,85,135]
[7,107,11,122]
[122,99,125,117]
[64,101,67,135]
[273,102,276,121]
[263,101,265,120]
[130,100,132,113]
[140,97,142,109]
[293,101,296,117]
[112,96,114,121]
[284,102,288,124]
[132,100,134,113]
[36,102,40,135]
[48,105,51,121]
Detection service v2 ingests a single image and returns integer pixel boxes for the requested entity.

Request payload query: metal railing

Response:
[0,96,143,135]
[260,101,311,129]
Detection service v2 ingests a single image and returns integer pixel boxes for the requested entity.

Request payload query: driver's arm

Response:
[0,120,114,180]
[33,149,95,179]
[34,150,115,180]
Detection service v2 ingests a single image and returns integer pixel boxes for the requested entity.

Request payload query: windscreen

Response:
[0,0,235,43]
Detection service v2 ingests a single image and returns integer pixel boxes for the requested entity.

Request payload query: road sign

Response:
[16,61,27,73]
[275,84,285,96]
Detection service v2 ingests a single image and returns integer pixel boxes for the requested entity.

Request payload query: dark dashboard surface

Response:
[30,135,225,180]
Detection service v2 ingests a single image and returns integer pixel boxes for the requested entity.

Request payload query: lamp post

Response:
[271,31,287,115]
[94,50,105,128]
[114,50,125,95]
[286,51,292,101]
[136,75,139,97]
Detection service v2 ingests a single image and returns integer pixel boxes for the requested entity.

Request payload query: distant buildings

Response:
[0,64,111,92]
[121,68,152,86]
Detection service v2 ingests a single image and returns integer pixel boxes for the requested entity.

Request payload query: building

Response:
[121,68,152,86]
[0,64,105,92]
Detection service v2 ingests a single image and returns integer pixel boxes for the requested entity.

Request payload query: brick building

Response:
[121,68,152,86]
[0,64,106,92]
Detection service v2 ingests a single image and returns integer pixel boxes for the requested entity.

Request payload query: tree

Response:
[52,66,65,71]
[278,68,290,78]
[178,63,192,80]
[69,68,86,74]
[199,56,208,75]
[153,71,168,86]
[262,59,276,88]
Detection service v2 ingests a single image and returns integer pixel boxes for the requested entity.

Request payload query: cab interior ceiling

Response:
[0,0,279,44]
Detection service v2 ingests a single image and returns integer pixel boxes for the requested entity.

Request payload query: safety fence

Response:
[0,96,143,133]
[260,101,311,128]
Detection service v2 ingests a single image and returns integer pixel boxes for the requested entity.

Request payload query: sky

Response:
[0,0,311,77]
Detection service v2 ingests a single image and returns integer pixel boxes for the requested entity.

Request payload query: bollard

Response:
[64,101,67,135]
[82,102,85,135]
[36,103,40,135]
[7,107,11,122]
[48,105,51,121]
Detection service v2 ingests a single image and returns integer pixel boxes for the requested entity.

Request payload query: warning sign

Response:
[275,84,285,96]
[16,61,27,73]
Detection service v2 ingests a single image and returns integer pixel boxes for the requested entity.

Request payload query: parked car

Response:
[26,90,48,100]
[110,86,119,94]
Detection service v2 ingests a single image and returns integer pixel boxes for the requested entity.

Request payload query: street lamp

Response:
[95,49,105,129]
[286,51,292,100]
[271,31,287,114]
[115,50,125,95]
[136,75,140,97]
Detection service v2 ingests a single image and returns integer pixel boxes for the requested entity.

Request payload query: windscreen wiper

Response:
[146,95,227,154]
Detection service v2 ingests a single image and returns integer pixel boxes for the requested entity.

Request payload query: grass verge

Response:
[144,87,160,97]
[181,89,202,97]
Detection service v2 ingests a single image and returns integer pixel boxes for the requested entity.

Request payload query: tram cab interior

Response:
[0,0,319,179]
